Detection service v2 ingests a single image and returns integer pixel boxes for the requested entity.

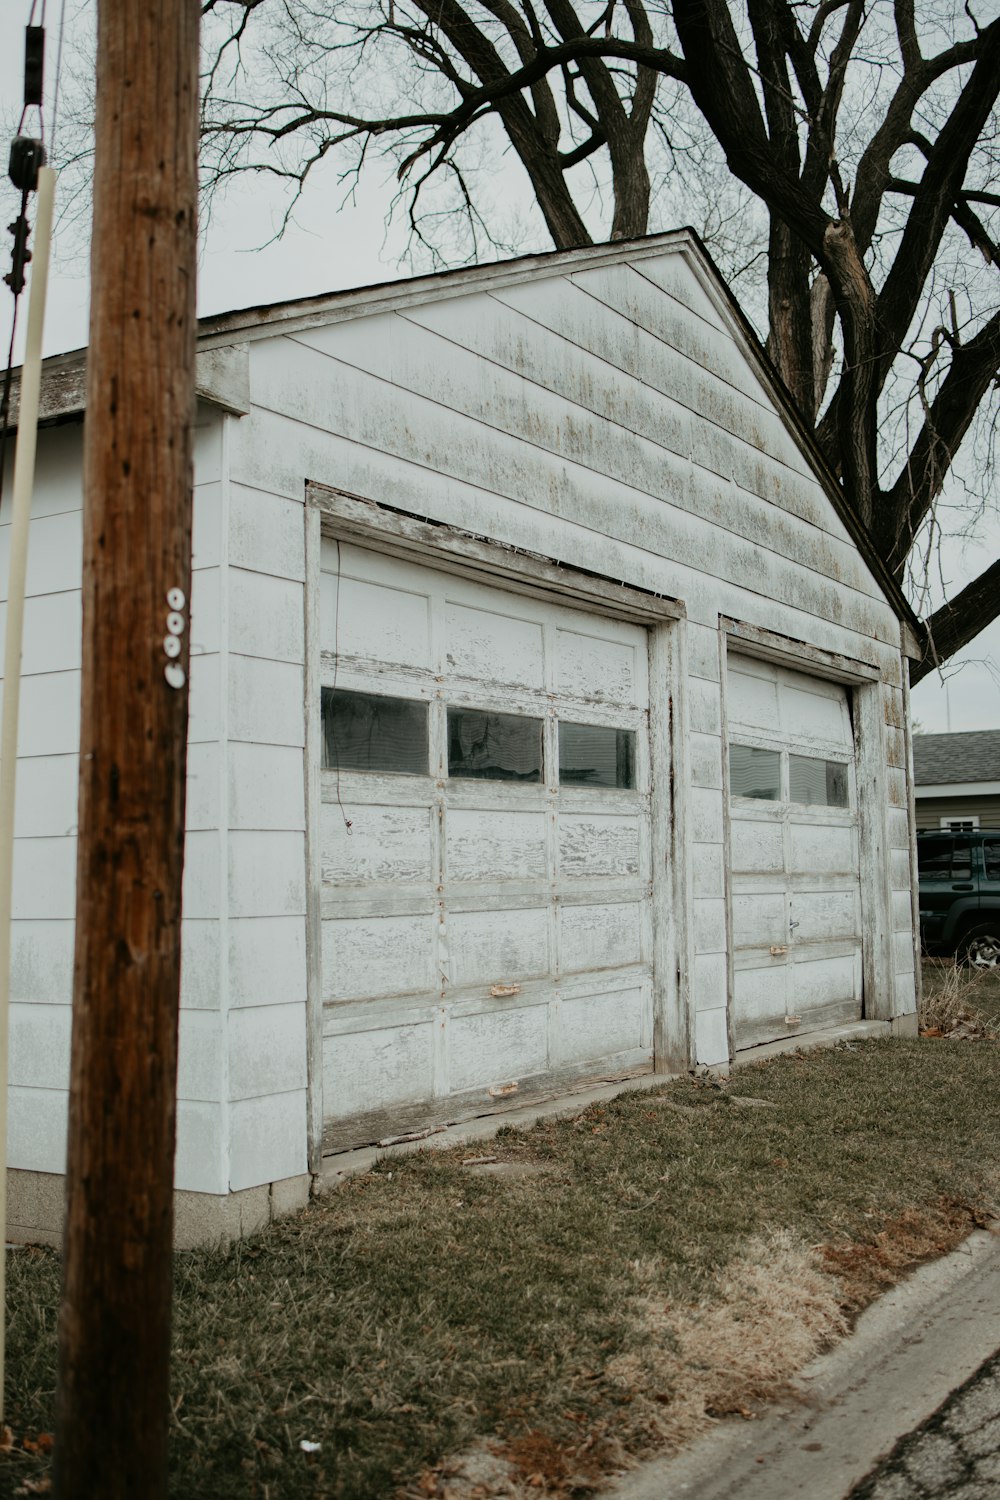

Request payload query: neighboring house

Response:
[913,730,1000,831]
[3,230,925,1246]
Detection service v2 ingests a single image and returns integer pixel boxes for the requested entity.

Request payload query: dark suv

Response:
[917,829,1000,968]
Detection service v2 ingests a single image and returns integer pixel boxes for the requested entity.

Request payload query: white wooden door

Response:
[318,543,654,1149]
[727,654,862,1050]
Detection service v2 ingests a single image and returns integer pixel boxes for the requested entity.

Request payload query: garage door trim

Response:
[307,481,686,625]
[721,617,882,685]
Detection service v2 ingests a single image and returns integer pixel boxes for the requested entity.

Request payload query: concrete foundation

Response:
[6,1169,312,1251]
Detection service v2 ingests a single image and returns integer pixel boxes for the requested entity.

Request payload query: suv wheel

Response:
[958,924,1000,970]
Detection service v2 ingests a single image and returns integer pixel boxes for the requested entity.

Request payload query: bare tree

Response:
[199,0,1000,680]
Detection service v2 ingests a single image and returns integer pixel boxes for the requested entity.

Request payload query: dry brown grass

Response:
[919,960,1000,1039]
[411,1233,850,1500]
[820,1197,994,1312]
[605,1231,847,1438]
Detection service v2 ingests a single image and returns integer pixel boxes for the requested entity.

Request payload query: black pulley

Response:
[8,136,46,193]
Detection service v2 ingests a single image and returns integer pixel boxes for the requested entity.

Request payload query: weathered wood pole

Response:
[53,3,199,1496]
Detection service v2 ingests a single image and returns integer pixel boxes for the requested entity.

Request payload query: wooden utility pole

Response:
[53,3,199,1497]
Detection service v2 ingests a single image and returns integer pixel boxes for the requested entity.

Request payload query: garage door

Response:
[318,543,654,1150]
[727,654,862,1050]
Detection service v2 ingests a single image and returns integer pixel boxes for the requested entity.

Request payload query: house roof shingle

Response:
[912,730,1000,786]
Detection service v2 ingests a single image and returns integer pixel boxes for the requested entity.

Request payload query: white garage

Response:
[317,540,660,1148]
[5,228,925,1245]
[726,653,863,1049]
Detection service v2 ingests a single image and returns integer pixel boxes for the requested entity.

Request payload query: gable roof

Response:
[9,228,922,647]
[913,730,1000,786]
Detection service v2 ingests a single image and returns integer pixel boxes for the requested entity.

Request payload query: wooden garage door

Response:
[727,654,862,1050]
[318,543,654,1150]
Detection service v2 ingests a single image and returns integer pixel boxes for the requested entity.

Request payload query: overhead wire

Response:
[49,0,69,160]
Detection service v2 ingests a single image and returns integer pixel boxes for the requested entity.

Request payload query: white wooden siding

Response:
[221,237,913,1120]
[0,409,239,1193]
[222,462,310,1188]
[261,331,888,637]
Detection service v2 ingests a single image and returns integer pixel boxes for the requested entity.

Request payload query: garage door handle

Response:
[952,883,974,891]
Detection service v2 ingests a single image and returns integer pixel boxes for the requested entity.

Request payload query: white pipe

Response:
[0,164,56,1422]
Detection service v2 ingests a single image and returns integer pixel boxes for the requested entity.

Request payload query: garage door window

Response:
[559,722,635,789]
[322,688,429,775]
[729,742,851,810]
[789,754,848,808]
[729,743,781,800]
[447,708,543,782]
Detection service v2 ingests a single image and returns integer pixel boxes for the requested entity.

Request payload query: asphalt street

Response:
[597,1230,1000,1500]
[850,1347,1000,1498]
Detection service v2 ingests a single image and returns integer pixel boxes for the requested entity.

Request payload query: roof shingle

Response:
[912,730,1000,785]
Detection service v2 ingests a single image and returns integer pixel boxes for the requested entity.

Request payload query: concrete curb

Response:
[597,1227,1000,1499]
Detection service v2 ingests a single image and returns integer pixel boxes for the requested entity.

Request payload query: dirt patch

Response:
[405,1432,611,1500]
[500,1428,611,1493]
[462,1162,556,1180]
[406,1439,525,1499]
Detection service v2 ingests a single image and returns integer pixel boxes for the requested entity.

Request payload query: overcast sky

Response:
[1,6,997,736]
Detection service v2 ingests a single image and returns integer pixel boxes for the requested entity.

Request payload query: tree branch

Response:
[872,17,1000,391]
[884,308,1000,577]
[848,29,984,258]
[912,559,1000,685]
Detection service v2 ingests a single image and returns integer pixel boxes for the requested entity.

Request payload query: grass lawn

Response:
[3,1036,1000,1498]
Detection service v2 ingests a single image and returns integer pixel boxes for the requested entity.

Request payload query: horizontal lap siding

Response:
[255,331,887,640]
[886,683,917,1007]
[915,795,1000,827]
[0,431,87,1176]
[224,473,310,1191]
[233,410,901,676]
[1,410,231,1191]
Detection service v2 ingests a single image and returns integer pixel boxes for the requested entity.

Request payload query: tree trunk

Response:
[54,2,199,1497]
[820,216,879,534]
[766,217,816,417]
